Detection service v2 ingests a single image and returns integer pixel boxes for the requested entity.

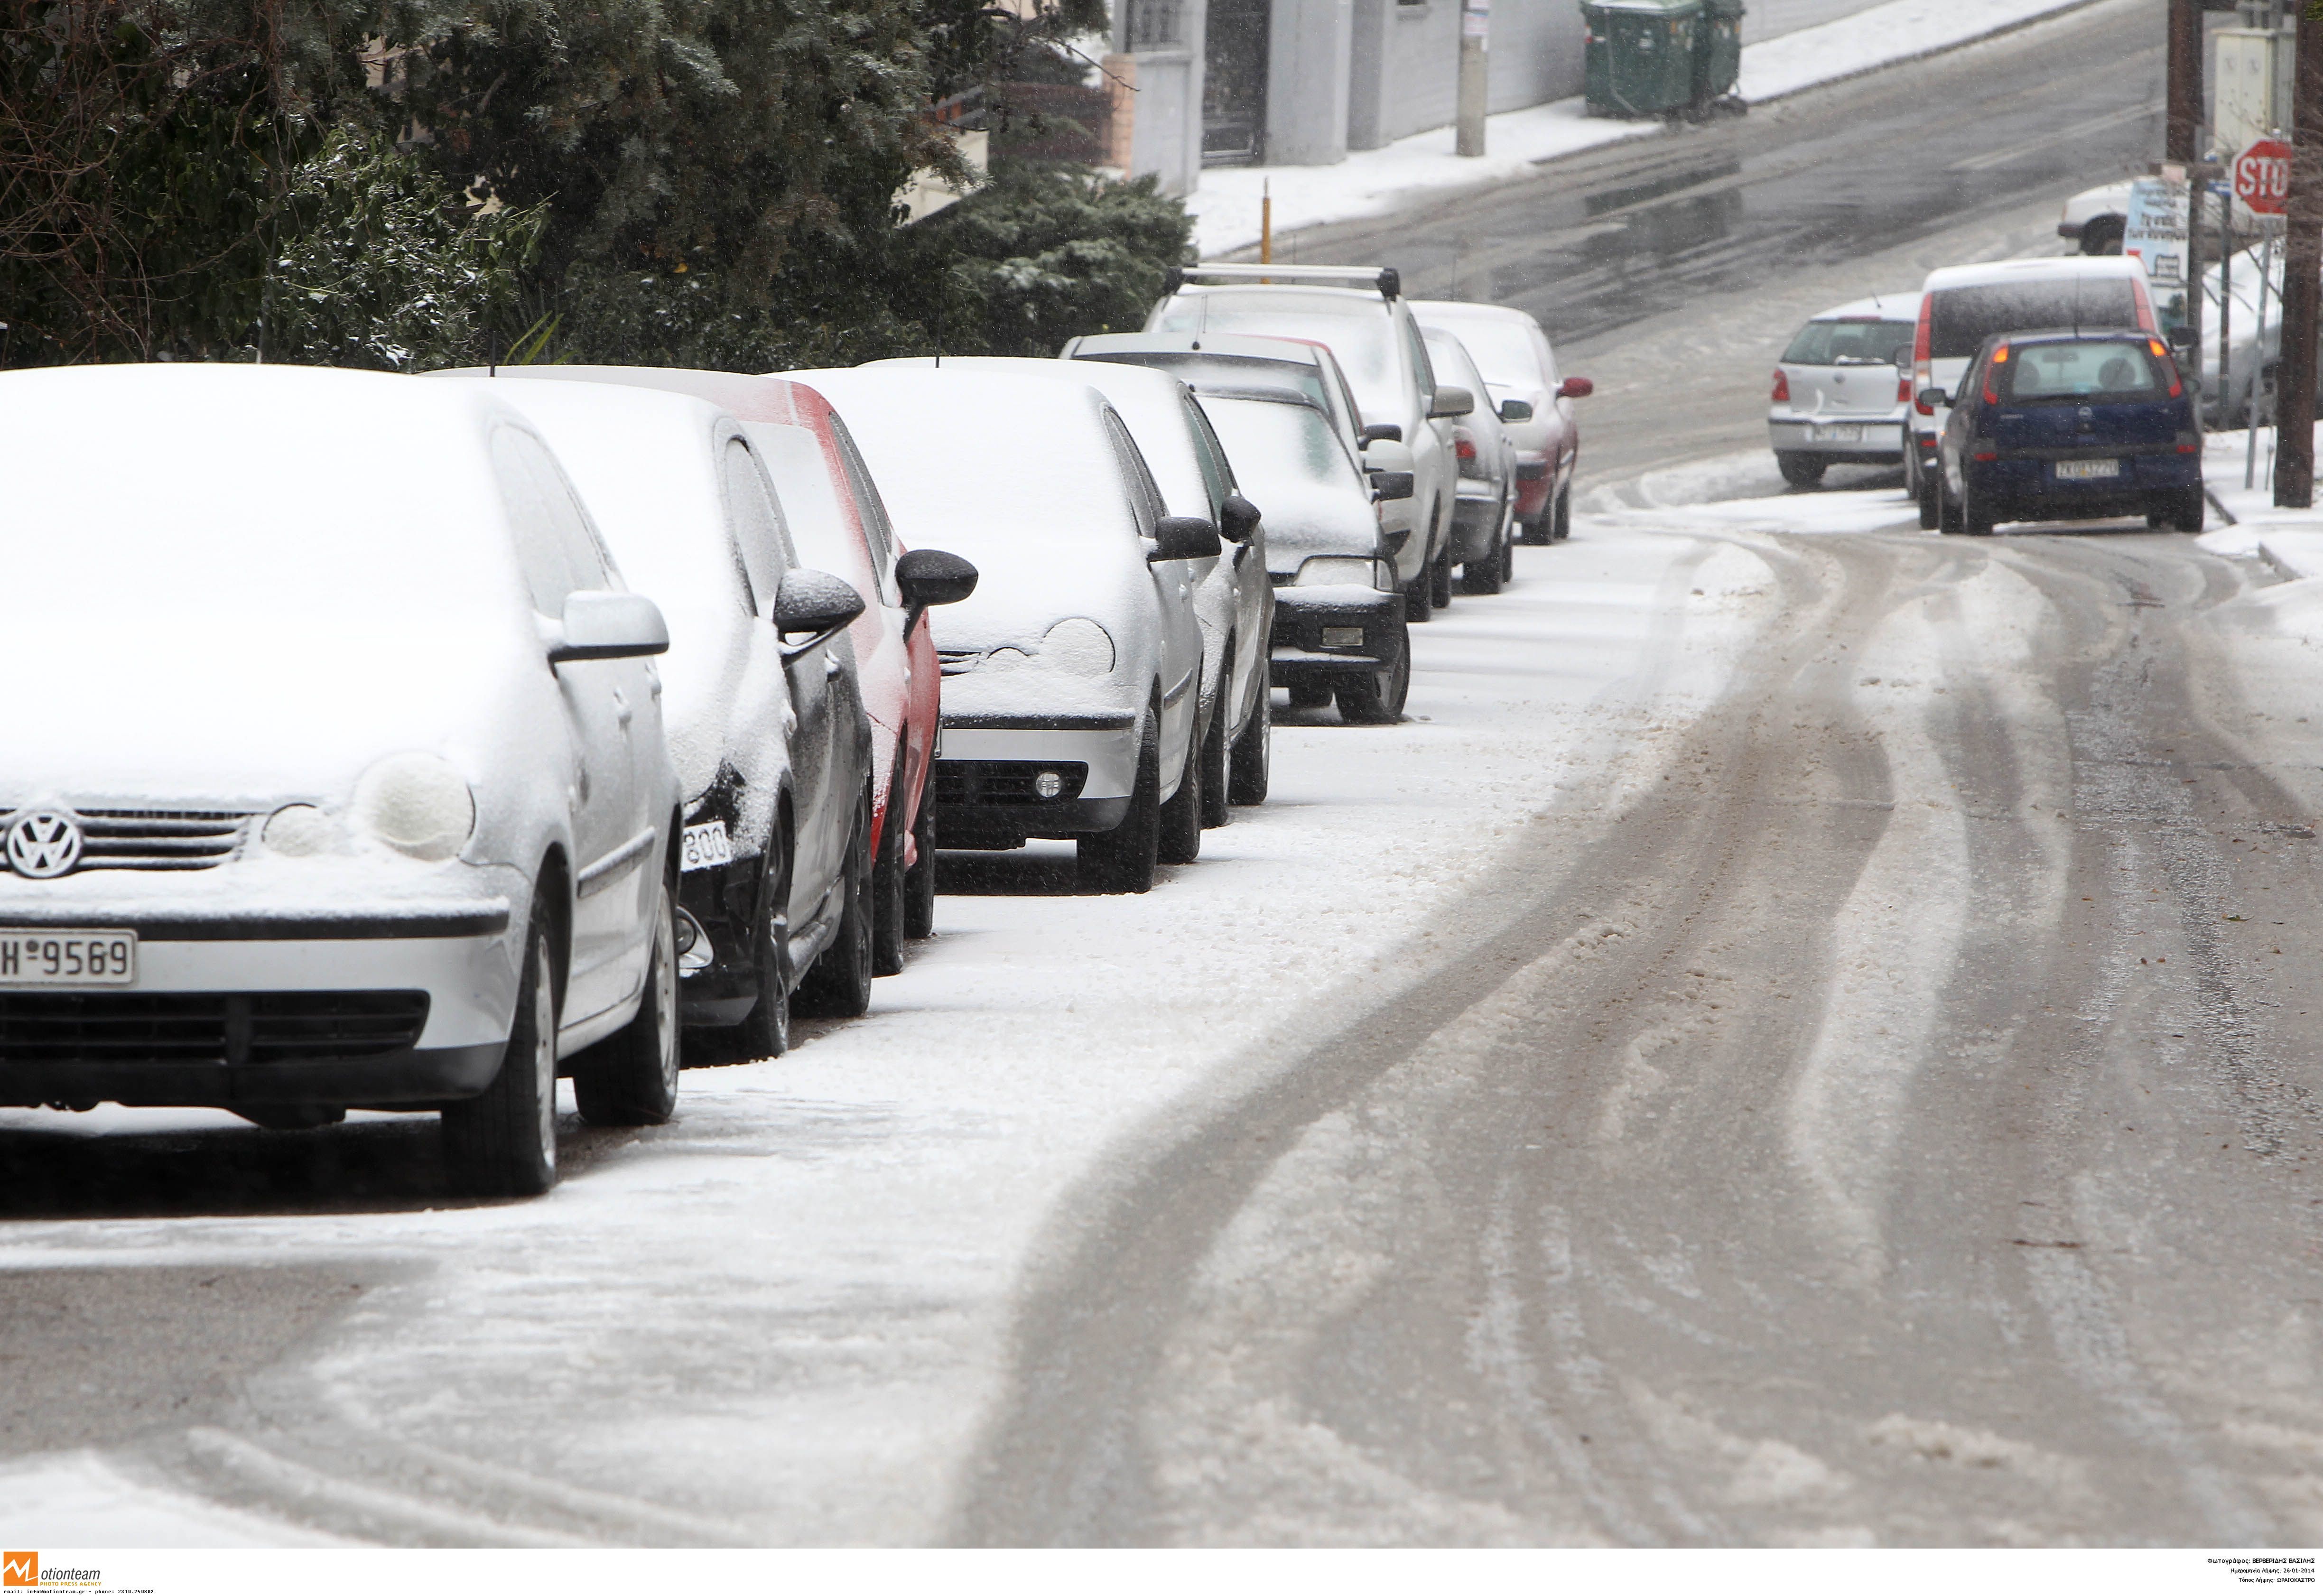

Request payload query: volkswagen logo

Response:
[6,812,84,879]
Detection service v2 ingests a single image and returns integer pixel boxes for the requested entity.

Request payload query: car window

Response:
[1930,279,2140,360]
[827,415,901,603]
[1784,318,1918,366]
[719,436,787,610]
[2001,339,2170,402]
[1086,351,1331,413]
[1422,329,1490,405]
[1155,292,1400,416]
[1418,315,1546,394]
[492,427,611,615]
[1403,314,1437,401]
[1199,394,1365,492]
[1103,408,1164,533]
[1183,396,1238,510]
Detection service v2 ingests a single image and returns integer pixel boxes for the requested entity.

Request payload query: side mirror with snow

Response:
[1918,388,1951,411]
[548,591,669,665]
[1498,399,1535,423]
[774,568,866,657]
[1151,515,1223,562]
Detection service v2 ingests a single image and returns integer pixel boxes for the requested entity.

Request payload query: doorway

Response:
[1203,0,1269,164]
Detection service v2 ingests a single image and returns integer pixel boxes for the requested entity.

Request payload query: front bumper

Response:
[0,912,520,1110]
[929,718,1140,845]
[1270,587,1402,682]
[1768,417,1907,462]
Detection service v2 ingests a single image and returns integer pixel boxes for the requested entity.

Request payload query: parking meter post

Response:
[2250,226,2275,489]
[2275,8,2323,508]
[2220,174,2234,427]
[1456,0,1488,156]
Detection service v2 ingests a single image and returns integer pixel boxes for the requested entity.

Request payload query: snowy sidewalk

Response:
[2200,423,2323,581]
[1190,0,2106,257]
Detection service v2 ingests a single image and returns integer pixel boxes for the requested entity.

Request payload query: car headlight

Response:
[351,753,476,862]
[1040,617,1115,676]
[261,804,351,857]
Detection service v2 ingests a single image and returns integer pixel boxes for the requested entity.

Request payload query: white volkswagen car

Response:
[788,367,1213,894]
[0,365,680,1197]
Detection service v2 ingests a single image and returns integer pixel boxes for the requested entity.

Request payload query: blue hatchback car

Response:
[1931,328,2204,536]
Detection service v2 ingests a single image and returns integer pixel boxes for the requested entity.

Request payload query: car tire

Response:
[1336,612,1411,725]
[1461,540,1506,594]
[1776,452,1826,489]
[1502,533,1516,584]
[2082,215,2124,256]
[903,796,937,940]
[1288,678,1332,710]
[871,767,908,976]
[1431,548,1453,610]
[442,917,560,1197]
[1228,681,1271,805]
[1199,693,1231,829]
[1554,485,1575,542]
[2169,487,2206,533]
[717,841,792,1060]
[1404,575,1432,623]
[1078,711,1160,894]
[1936,470,1964,536]
[1917,472,1941,531]
[792,795,875,1019]
[573,872,679,1127]
[1159,709,1205,865]
[1519,515,1551,547]
[1963,486,1997,537]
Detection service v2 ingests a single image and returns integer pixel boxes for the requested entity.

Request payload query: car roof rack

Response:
[1166,263,1402,300]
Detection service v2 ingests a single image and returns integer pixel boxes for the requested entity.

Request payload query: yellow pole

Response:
[1261,179,1272,282]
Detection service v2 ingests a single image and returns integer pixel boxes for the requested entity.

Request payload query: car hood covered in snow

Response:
[0,364,545,811]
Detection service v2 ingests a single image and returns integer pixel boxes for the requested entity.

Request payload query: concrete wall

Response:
[1112,0,1210,195]
[1267,0,1356,165]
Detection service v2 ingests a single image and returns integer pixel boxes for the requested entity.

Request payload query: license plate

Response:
[680,820,733,872]
[0,929,137,986]
[1321,626,1366,648]
[1812,424,1864,443]
[2055,458,2121,481]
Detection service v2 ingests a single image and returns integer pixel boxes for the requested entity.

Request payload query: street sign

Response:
[2235,137,2293,216]
[2126,176,2190,290]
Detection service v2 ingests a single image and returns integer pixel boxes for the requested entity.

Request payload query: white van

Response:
[1908,256,2162,527]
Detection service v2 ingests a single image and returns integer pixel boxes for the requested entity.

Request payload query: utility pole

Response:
[1456,0,1489,157]
[2168,0,2203,164]
[2277,3,2322,508]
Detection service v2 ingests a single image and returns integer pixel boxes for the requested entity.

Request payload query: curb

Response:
[1743,0,2111,113]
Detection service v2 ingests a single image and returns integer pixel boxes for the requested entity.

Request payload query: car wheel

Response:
[1461,541,1505,594]
[1776,452,1826,489]
[1553,484,1574,542]
[573,871,679,1127]
[871,768,908,976]
[717,840,792,1060]
[1519,514,1551,547]
[1430,548,1453,610]
[442,917,560,1197]
[2171,486,2206,533]
[1502,532,1516,584]
[1199,692,1231,829]
[1159,708,1205,866]
[792,795,875,1019]
[1227,681,1271,805]
[1916,470,1941,531]
[1963,484,1997,537]
[903,796,937,940]
[1078,710,1160,894]
[1287,678,1332,710]
[1404,574,1432,623]
[1936,470,1964,536]
[1336,611,1411,725]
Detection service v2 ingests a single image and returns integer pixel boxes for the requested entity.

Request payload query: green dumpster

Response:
[1583,0,1704,120]
[1692,0,1744,105]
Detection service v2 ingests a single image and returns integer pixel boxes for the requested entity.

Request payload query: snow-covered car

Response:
[871,355,1273,817]
[2058,180,2133,255]
[476,367,976,978]
[0,364,682,1196]
[1149,264,1472,622]
[1409,299,1589,544]
[1061,332,1423,590]
[1198,384,1412,725]
[445,375,878,1059]
[1766,293,1921,488]
[790,368,1215,893]
[1421,325,1518,594]
[1909,256,2161,529]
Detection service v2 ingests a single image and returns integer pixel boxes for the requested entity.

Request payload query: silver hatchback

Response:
[1767,293,1921,488]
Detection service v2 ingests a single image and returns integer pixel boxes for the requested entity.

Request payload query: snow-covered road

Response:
[0,521,1776,1546]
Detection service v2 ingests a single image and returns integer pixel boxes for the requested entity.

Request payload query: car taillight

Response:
[1455,436,1477,464]
[2151,339,2184,399]
[1896,375,1911,406]
[2132,274,2157,333]
[1982,343,2007,405]
[1772,369,1790,403]
[1913,297,1935,415]
[1973,451,1998,463]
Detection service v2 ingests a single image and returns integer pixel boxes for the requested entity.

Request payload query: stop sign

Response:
[2236,138,2293,216]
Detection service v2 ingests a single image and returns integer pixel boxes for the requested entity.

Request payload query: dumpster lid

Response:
[1583,0,1704,12]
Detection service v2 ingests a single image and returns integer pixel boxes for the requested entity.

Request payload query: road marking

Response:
[1949,102,2158,172]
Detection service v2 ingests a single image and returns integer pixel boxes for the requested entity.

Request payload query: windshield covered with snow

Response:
[1198,394,1360,492]
[1420,315,1546,392]
[1931,280,2139,360]
[1154,292,1399,414]
[1085,352,1329,412]
[1784,319,1915,366]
